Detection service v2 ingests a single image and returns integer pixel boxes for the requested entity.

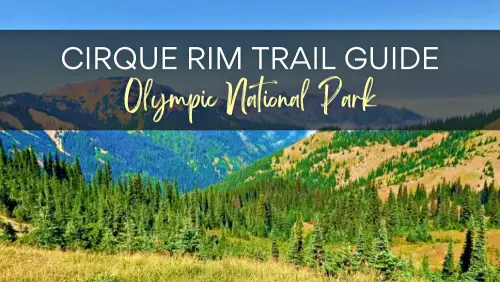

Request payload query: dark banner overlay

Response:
[0,30,499,130]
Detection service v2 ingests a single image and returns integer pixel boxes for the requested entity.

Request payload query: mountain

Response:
[0,77,425,131]
[0,77,308,188]
[0,130,306,189]
[217,129,500,196]
[0,77,426,189]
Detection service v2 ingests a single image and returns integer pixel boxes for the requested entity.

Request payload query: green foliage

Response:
[98,228,118,253]
[460,217,475,274]
[352,227,368,270]
[0,130,305,190]
[463,207,488,281]
[310,218,325,267]
[27,211,66,249]
[288,213,304,265]
[327,131,433,151]
[323,248,352,277]
[420,255,431,278]
[371,220,393,274]
[406,221,432,243]
[442,240,455,280]
[483,160,494,178]
[176,220,201,254]
[197,234,223,261]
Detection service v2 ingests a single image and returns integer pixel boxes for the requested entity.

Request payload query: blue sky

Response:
[1,0,500,29]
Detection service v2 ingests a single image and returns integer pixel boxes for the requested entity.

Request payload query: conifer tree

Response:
[263,198,272,237]
[288,213,304,265]
[442,240,455,280]
[386,189,399,240]
[372,219,396,276]
[460,193,473,226]
[119,219,137,252]
[368,184,381,230]
[352,226,367,269]
[0,140,6,167]
[176,218,200,254]
[257,195,272,237]
[98,227,118,253]
[30,211,65,249]
[464,206,488,281]
[489,192,500,227]
[420,254,431,279]
[310,218,325,267]
[460,215,475,274]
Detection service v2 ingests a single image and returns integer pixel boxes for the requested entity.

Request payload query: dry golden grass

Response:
[268,130,500,199]
[0,244,332,282]
[0,244,430,282]
[392,229,500,270]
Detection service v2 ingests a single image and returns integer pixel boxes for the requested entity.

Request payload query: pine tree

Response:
[257,195,272,237]
[368,184,381,230]
[98,227,118,253]
[420,254,431,279]
[460,216,475,274]
[0,139,6,168]
[464,206,488,281]
[176,218,200,254]
[352,226,367,269]
[30,212,66,249]
[436,195,451,229]
[387,189,399,240]
[1,142,500,281]
[489,192,500,227]
[288,213,304,265]
[442,240,455,280]
[119,219,137,252]
[263,198,272,237]
[460,193,473,226]
[372,219,396,276]
[310,219,325,267]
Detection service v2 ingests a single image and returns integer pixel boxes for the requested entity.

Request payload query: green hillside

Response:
[217,130,500,194]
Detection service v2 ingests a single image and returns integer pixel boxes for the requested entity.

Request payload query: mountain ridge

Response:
[215,129,500,197]
[0,77,426,130]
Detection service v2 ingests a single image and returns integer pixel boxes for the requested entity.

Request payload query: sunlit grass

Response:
[392,230,500,270]
[0,244,333,282]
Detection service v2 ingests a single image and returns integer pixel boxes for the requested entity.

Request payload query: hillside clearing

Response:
[392,229,500,270]
[266,131,500,199]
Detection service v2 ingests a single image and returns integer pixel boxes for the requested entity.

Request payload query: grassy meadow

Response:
[392,230,500,270]
[0,244,396,282]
